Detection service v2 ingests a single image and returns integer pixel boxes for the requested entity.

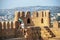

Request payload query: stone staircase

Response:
[50,28,60,37]
[41,28,51,38]
[41,26,56,39]
[44,26,56,37]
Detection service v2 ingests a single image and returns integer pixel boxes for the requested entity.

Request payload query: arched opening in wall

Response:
[27,18,30,24]
[41,18,43,23]
[36,12,38,17]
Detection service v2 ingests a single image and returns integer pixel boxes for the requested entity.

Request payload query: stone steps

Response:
[50,28,60,37]
[44,27,56,37]
[41,28,51,38]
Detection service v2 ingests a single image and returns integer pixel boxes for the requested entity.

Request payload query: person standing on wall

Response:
[18,18,25,36]
[18,18,24,29]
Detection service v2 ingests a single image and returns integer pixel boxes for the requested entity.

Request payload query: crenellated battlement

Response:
[0,21,19,30]
[14,10,50,27]
[14,10,50,21]
[0,21,21,38]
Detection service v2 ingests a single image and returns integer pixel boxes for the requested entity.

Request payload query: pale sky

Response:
[0,0,60,9]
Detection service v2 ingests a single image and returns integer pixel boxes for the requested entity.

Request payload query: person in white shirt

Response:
[21,22,24,29]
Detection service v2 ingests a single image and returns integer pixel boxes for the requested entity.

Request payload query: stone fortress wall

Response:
[0,21,21,38]
[0,10,60,39]
[14,10,50,27]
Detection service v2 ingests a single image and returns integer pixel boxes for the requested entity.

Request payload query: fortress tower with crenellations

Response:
[14,10,51,27]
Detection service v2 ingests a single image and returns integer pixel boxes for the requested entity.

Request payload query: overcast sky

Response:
[0,0,60,9]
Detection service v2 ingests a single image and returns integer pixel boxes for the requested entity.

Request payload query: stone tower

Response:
[14,10,50,27]
[32,10,50,27]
